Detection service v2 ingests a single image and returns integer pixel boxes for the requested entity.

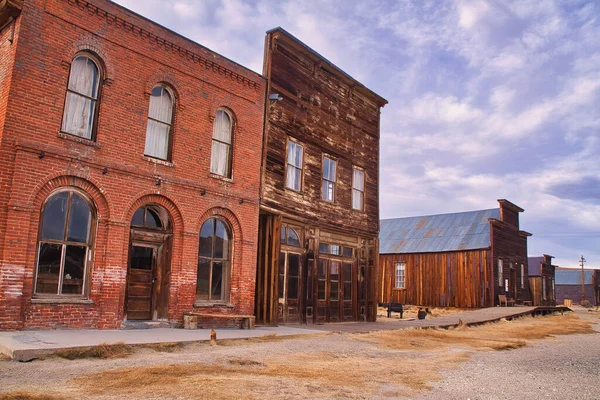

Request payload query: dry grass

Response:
[54,342,132,360]
[145,342,186,353]
[360,313,595,352]
[217,332,328,346]
[0,392,68,400]
[377,305,465,321]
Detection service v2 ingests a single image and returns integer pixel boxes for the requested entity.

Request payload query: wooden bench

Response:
[385,302,404,319]
[187,313,256,329]
[498,295,515,307]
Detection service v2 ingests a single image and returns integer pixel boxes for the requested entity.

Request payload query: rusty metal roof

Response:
[379,208,500,254]
[555,269,594,285]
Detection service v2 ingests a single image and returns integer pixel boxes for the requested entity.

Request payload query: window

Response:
[521,264,525,289]
[61,55,101,139]
[542,278,547,300]
[322,156,336,202]
[395,262,405,289]
[319,243,354,258]
[197,218,231,302]
[352,168,365,210]
[210,110,233,177]
[286,141,303,191]
[498,259,503,286]
[35,190,94,296]
[280,225,301,247]
[144,85,173,160]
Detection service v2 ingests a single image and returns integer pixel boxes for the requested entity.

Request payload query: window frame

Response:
[321,155,337,202]
[352,166,365,211]
[521,263,525,289]
[285,139,304,192]
[498,259,503,287]
[196,217,232,303]
[144,84,175,162]
[210,108,235,178]
[395,262,406,289]
[60,53,103,141]
[33,188,96,299]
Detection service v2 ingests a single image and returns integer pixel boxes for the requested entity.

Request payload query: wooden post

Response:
[580,255,586,303]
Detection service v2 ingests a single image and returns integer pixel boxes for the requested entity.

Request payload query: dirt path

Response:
[0,311,598,400]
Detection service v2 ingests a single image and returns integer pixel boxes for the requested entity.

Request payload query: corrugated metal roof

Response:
[380,208,500,254]
[555,269,594,285]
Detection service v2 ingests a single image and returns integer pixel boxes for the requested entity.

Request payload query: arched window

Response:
[210,109,233,177]
[131,205,165,229]
[61,55,101,140]
[144,85,174,161]
[35,190,95,296]
[197,218,231,301]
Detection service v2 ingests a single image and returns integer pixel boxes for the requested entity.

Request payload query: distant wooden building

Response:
[555,268,600,306]
[255,28,388,325]
[528,255,556,306]
[379,200,531,308]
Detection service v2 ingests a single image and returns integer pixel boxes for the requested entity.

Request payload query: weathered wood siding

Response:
[491,222,530,304]
[261,30,385,237]
[379,250,492,308]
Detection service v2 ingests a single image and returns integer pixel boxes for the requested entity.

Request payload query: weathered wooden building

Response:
[379,200,531,308]
[555,268,600,306]
[255,28,387,325]
[528,255,556,306]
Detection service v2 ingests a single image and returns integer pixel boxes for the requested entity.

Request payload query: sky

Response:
[113,0,600,269]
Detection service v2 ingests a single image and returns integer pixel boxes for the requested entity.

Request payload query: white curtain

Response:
[210,111,232,176]
[144,87,172,160]
[286,165,300,191]
[62,57,99,139]
[352,169,365,210]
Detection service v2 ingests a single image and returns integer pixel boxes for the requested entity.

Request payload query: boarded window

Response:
[395,262,405,289]
[35,190,94,296]
[352,168,365,210]
[144,86,173,160]
[210,110,233,177]
[197,218,231,302]
[322,156,336,202]
[61,55,101,139]
[286,141,303,191]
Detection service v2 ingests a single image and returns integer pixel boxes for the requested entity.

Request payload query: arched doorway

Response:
[125,204,173,321]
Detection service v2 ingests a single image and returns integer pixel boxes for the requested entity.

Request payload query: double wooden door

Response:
[316,258,354,323]
[278,251,303,324]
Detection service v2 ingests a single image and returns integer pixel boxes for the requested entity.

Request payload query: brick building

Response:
[0,0,265,329]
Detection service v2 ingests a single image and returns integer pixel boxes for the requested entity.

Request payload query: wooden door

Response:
[278,251,303,324]
[126,244,157,320]
[341,262,354,321]
[328,260,341,322]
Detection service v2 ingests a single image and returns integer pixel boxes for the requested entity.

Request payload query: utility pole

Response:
[579,255,586,304]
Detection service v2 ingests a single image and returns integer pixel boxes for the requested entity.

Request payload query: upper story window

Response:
[322,156,336,202]
[61,55,101,140]
[286,141,303,191]
[352,168,365,210]
[35,189,95,297]
[144,85,174,161]
[395,262,406,289]
[210,110,233,177]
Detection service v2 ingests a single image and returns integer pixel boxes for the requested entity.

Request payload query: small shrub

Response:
[581,300,593,308]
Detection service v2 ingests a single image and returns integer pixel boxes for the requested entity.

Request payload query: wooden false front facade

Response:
[379,200,531,308]
[255,28,387,325]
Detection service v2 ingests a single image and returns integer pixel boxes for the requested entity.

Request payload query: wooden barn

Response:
[528,255,557,306]
[255,28,387,325]
[379,200,531,308]
[555,268,600,306]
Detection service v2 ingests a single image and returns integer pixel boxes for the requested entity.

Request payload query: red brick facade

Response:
[0,0,265,329]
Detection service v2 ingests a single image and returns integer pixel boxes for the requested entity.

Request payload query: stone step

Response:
[120,320,173,330]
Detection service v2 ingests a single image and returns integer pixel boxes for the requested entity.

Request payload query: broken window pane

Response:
[62,245,86,294]
[35,243,62,294]
[41,192,69,241]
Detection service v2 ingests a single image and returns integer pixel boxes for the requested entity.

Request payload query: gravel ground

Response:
[415,310,600,400]
[0,310,598,399]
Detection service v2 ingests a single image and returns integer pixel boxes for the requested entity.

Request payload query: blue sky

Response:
[114,0,600,269]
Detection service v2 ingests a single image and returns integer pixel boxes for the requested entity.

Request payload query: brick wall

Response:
[0,0,265,329]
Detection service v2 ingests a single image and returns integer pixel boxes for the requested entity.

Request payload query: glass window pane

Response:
[318,259,327,279]
[148,86,173,124]
[331,245,341,256]
[280,227,286,244]
[131,207,144,226]
[199,219,214,258]
[210,141,231,176]
[343,247,353,258]
[213,110,232,144]
[287,228,300,247]
[62,245,86,294]
[323,158,336,181]
[319,243,329,254]
[68,56,99,98]
[287,277,299,300]
[330,261,340,277]
[144,119,170,160]
[211,261,223,300]
[322,180,334,201]
[145,209,162,229]
[344,282,352,300]
[353,169,364,191]
[278,252,286,299]
[288,253,300,277]
[130,246,153,270]
[196,259,210,300]
[318,280,325,300]
[35,243,62,294]
[67,194,91,243]
[214,220,229,259]
[41,192,69,241]
[343,263,352,280]
[352,190,364,210]
[62,92,95,139]
[330,281,339,301]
